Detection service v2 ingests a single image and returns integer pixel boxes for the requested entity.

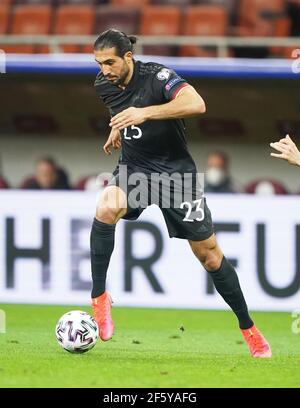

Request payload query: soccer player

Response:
[270,134,300,167]
[90,30,271,358]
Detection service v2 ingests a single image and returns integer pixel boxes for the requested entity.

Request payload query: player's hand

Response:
[109,107,147,130]
[103,128,122,155]
[270,135,300,167]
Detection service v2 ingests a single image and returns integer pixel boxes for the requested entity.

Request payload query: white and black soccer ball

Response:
[55,310,98,353]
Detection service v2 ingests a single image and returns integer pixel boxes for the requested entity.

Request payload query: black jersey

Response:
[94,60,198,175]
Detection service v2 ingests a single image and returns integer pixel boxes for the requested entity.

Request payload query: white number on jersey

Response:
[123,125,143,140]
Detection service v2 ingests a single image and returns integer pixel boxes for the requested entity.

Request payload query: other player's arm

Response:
[109,86,205,130]
[270,135,300,167]
[103,127,122,155]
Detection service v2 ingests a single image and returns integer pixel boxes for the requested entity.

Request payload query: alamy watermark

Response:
[95,165,206,222]
[291,310,300,334]
[0,49,6,74]
[291,49,300,74]
[0,309,6,334]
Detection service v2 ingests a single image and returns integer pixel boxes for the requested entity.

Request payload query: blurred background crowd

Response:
[1,0,300,195]
[0,151,297,194]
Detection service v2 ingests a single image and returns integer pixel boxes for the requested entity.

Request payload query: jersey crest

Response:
[156,68,171,81]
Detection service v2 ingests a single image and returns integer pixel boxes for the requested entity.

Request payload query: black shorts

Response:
[108,165,214,241]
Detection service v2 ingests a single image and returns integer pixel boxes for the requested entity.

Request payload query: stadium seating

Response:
[110,0,150,6]
[180,5,228,57]
[199,0,237,24]
[0,6,10,35]
[83,6,140,53]
[55,0,97,5]
[236,0,286,36]
[94,6,139,36]
[235,0,290,57]
[12,5,52,35]
[2,5,52,53]
[53,5,95,53]
[140,6,181,55]
[13,0,54,5]
[151,0,193,5]
[0,0,296,56]
[140,6,180,35]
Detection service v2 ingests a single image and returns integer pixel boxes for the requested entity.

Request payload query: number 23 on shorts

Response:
[180,198,204,222]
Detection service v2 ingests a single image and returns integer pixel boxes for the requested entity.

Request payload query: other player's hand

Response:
[103,128,122,155]
[109,107,147,130]
[270,135,300,167]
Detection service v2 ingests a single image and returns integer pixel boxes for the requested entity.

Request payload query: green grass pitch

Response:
[0,304,299,388]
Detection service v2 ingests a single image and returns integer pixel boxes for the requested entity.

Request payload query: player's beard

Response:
[110,61,130,87]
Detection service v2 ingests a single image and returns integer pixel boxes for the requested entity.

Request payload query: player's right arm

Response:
[270,135,300,167]
[94,73,122,155]
[103,127,122,155]
[109,67,205,130]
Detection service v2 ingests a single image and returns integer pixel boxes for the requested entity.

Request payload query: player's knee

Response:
[197,247,222,271]
[95,205,123,224]
[203,252,222,271]
[95,186,127,223]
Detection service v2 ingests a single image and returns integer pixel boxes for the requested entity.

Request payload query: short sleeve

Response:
[94,73,110,102]
[152,66,190,102]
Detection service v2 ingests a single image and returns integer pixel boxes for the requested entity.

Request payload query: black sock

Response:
[90,218,116,298]
[207,256,254,330]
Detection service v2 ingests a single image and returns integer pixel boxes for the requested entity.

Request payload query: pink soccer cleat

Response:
[241,324,272,358]
[92,291,114,341]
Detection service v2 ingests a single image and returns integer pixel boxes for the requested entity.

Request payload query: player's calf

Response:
[189,236,254,332]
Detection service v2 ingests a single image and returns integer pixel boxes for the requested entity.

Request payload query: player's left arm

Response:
[109,85,205,130]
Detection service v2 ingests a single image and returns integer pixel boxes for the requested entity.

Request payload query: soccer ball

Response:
[55,310,98,353]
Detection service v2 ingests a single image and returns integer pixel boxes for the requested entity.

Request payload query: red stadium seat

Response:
[110,0,150,6]
[182,6,228,36]
[0,177,9,189]
[0,45,37,53]
[198,0,237,24]
[236,0,286,36]
[11,5,52,34]
[139,6,181,56]
[7,5,52,53]
[13,0,53,5]
[245,179,288,195]
[180,6,228,57]
[151,0,193,5]
[238,0,286,21]
[140,6,180,35]
[94,6,139,36]
[53,5,95,53]
[235,0,289,57]
[0,6,10,35]
[55,0,97,4]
